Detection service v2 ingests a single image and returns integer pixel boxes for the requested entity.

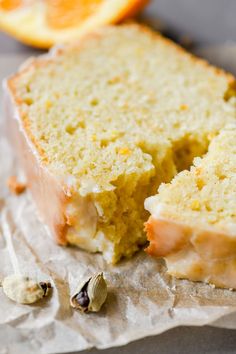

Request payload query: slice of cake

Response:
[145,126,236,288]
[4,24,236,264]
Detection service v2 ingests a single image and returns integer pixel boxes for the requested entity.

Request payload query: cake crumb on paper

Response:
[7,176,26,195]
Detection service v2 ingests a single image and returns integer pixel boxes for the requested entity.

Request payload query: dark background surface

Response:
[1,1,236,353]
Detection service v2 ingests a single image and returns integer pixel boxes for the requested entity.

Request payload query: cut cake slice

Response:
[145,126,236,288]
[4,24,236,264]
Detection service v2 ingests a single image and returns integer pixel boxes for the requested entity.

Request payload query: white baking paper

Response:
[0,44,236,354]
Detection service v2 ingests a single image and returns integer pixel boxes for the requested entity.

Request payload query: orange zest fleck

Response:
[179,104,189,111]
[118,147,131,155]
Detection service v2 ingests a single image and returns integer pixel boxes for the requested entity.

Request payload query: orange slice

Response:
[0,0,148,48]
[0,0,21,11]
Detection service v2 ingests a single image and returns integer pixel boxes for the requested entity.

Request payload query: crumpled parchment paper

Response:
[0,43,236,354]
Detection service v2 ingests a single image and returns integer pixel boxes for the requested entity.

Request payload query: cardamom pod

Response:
[70,272,107,313]
[1,275,51,304]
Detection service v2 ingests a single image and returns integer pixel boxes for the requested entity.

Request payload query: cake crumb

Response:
[7,176,26,195]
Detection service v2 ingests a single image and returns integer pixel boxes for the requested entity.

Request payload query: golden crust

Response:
[5,79,69,245]
[8,77,49,162]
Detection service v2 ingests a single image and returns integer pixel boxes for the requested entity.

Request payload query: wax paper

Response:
[0,43,236,354]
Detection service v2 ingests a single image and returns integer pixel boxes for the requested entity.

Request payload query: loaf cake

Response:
[4,24,236,265]
[145,126,236,288]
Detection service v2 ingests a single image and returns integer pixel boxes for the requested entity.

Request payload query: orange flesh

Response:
[46,0,103,29]
[0,0,21,10]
